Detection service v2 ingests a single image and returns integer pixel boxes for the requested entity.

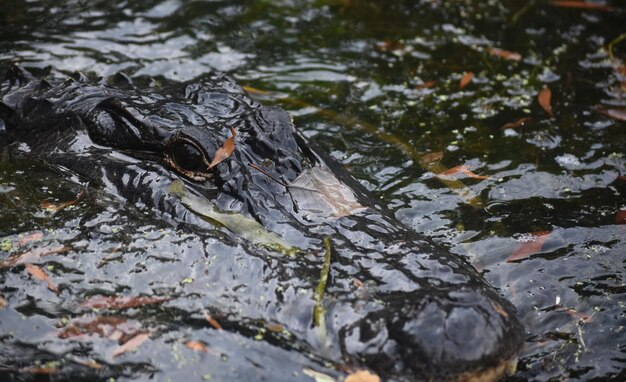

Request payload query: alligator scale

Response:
[0,65,523,381]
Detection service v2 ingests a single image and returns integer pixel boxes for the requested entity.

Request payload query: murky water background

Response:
[1,1,625,380]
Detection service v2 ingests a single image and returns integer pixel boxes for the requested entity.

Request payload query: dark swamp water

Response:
[0,0,625,381]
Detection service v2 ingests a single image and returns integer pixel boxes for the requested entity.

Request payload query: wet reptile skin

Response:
[0,65,524,381]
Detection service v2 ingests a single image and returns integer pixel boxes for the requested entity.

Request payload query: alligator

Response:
[0,65,524,381]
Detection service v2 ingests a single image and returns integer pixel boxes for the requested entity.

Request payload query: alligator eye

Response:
[168,140,209,173]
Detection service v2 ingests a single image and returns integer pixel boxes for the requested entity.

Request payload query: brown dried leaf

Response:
[538,86,554,117]
[439,165,489,180]
[596,107,626,122]
[488,47,522,61]
[208,128,237,169]
[112,332,150,358]
[18,231,44,246]
[415,80,437,90]
[501,117,531,130]
[374,40,404,53]
[203,311,223,331]
[58,316,132,339]
[459,72,474,89]
[80,295,170,310]
[25,264,59,293]
[344,370,381,382]
[506,231,551,263]
[418,151,444,167]
[0,245,70,269]
[20,366,57,375]
[551,1,615,11]
[616,210,626,225]
[41,190,84,214]
[0,295,6,309]
[185,340,209,352]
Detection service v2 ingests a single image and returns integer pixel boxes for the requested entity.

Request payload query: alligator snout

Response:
[341,288,522,381]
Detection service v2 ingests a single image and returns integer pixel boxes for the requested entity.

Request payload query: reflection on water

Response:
[1,0,625,380]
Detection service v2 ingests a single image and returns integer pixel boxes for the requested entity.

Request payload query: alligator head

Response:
[0,65,524,381]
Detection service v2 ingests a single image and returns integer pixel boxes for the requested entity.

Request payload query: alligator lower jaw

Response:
[453,355,518,382]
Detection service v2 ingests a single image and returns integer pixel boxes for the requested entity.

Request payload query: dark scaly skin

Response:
[0,65,524,381]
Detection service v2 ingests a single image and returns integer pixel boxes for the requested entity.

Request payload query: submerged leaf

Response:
[112,332,150,358]
[538,86,554,117]
[58,316,130,339]
[41,190,84,214]
[501,117,531,130]
[25,264,59,293]
[0,245,69,269]
[459,72,474,89]
[171,181,298,255]
[506,231,551,262]
[596,106,626,122]
[438,165,489,180]
[80,295,170,310]
[289,166,366,219]
[415,80,437,90]
[208,127,237,169]
[488,47,522,61]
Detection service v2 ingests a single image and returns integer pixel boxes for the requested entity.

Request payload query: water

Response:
[1,1,625,380]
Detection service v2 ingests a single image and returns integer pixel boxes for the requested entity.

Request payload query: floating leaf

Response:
[438,165,489,180]
[538,86,554,117]
[288,166,367,219]
[596,106,626,122]
[616,210,626,225]
[25,264,59,293]
[459,72,474,89]
[303,368,335,382]
[112,332,150,358]
[345,370,381,382]
[488,47,522,61]
[41,190,84,214]
[208,128,237,170]
[171,181,298,255]
[501,117,531,130]
[550,1,615,11]
[80,295,170,310]
[506,231,551,262]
